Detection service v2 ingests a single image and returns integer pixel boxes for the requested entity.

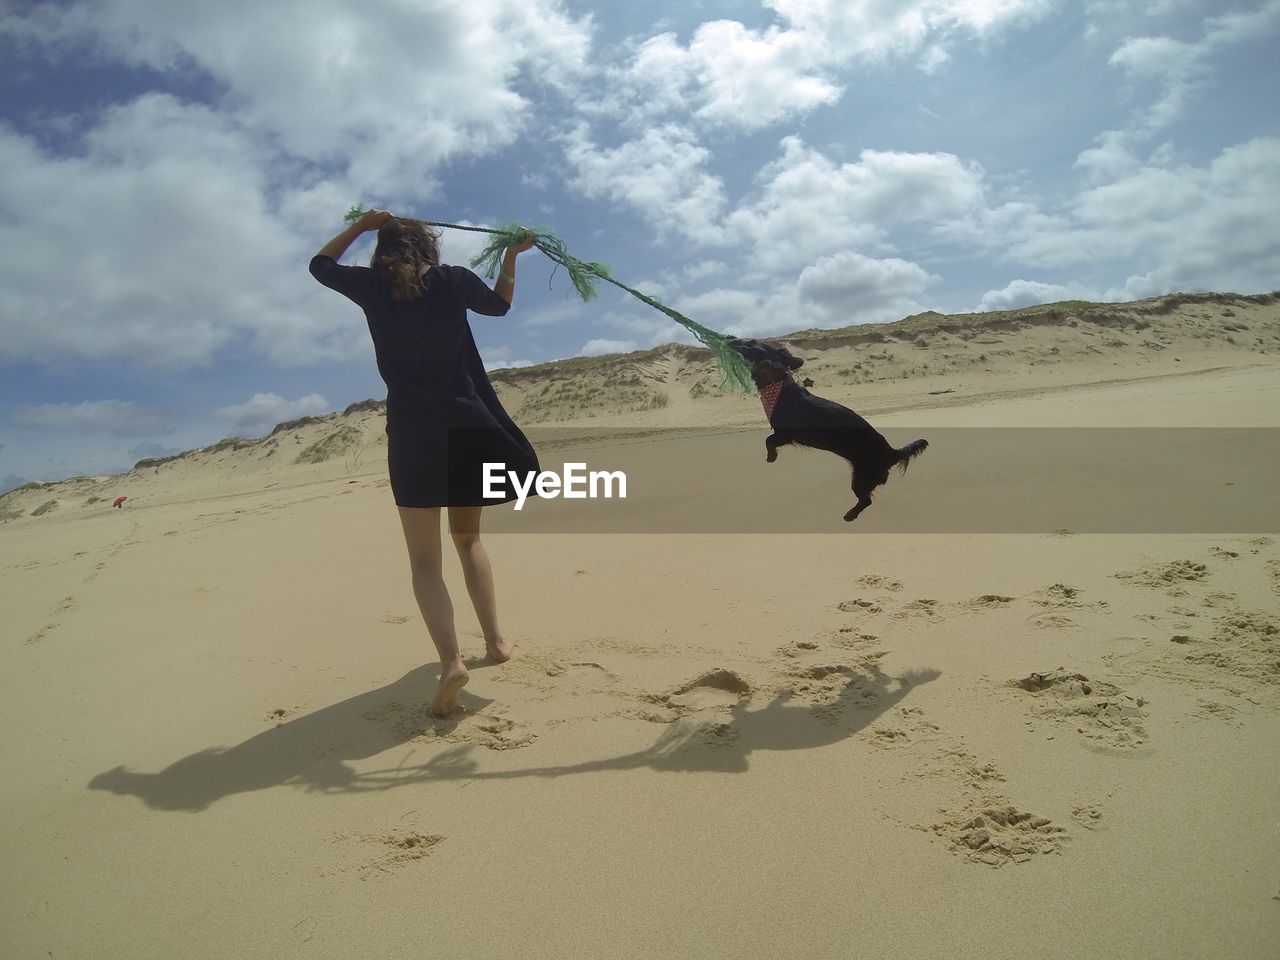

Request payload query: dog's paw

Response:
[766,450,778,463]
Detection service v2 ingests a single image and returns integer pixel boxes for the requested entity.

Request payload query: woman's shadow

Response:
[90,665,459,811]
[89,660,941,811]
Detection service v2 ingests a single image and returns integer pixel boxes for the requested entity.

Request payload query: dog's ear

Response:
[776,346,804,370]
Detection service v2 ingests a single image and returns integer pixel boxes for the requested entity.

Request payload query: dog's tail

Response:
[894,438,929,473]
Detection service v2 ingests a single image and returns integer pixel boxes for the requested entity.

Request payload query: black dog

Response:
[728,337,928,522]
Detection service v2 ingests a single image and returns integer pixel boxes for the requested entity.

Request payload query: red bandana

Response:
[759,380,784,420]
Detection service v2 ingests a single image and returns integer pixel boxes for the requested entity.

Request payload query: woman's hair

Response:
[371,218,442,301]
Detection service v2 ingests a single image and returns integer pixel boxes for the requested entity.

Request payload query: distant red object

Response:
[112,496,128,508]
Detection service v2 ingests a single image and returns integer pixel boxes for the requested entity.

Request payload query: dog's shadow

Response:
[88,661,941,811]
[426,663,943,782]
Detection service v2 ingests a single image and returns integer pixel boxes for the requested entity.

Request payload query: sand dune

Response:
[3,290,1277,519]
[2,292,1279,959]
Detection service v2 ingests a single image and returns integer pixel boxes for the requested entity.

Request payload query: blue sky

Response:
[2,0,1278,489]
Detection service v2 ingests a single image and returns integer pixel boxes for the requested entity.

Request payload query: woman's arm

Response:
[315,209,393,261]
[492,231,536,305]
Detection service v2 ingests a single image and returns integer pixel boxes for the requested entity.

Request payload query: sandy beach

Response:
[3,294,1279,959]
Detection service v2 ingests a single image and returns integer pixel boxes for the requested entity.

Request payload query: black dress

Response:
[309,255,540,508]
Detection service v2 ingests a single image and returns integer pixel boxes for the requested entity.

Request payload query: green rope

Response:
[344,204,754,392]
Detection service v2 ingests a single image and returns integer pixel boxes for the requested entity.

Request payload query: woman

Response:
[310,208,538,716]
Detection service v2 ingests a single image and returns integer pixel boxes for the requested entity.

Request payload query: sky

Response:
[1,0,1278,489]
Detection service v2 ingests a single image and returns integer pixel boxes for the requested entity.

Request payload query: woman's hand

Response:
[509,228,536,254]
[316,208,393,262]
[495,229,535,305]
[356,208,394,232]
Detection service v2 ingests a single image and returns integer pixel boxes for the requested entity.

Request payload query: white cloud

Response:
[726,138,986,270]
[485,358,537,371]
[0,0,594,372]
[1105,1,1280,137]
[0,97,297,369]
[673,288,764,331]
[592,25,836,134]
[681,260,730,283]
[796,251,938,323]
[216,392,329,437]
[594,0,1051,133]
[919,43,952,73]
[9,399,173,436]
[613,252,941,343]
[1109,35,1208,132]
[590,309,692,349]
[563,124,727,243]
[678,19,843,129]
[579,338,640,356]
[1074,130,1143,183]
[975,279,1096,312]
[958,137,1280,299]
[3,0,592,178]
[1205,0,1280,45]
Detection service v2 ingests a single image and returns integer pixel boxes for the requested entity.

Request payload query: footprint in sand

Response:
[366,698,539,751]
[832,629,881,650]
[857,575,903,591]
[1027,612,1079,630]
[891,598,940,620]
[772,643,888,711]
[961,760,1007,789]
[1191,700,1244,727]
[380,613,413,625]
[869,705,941,750]
[934,805,1068,867]
[664,668,752,712]
[468,715,538,750]
[567,661,617,680]
[1115,560,1209,596]
[1071,804,1104,830]
[1198,591,1236,610]
[1184,611,1279,680]
[648,669,753,743]
[23,596,78,645]
[329,831,444,880]
[784,662,865,709]
[779,640,821,658]
[968,594,1017,609]
[873,703,1067,868]
[837,598,883,614]
[25,622,58,645]
[527,657,619,688]
[1030,583,1104,609]
[1009,668,1149,748]
[423,711,538,750]
[903,737,1068,867]
[1108,605,1279,702]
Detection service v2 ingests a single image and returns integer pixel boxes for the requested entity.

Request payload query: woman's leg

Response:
[448,506,514,662]
[397,506,469,715]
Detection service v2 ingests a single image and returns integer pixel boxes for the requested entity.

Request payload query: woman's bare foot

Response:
[485,636,515,664]
[429,659,470,716]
